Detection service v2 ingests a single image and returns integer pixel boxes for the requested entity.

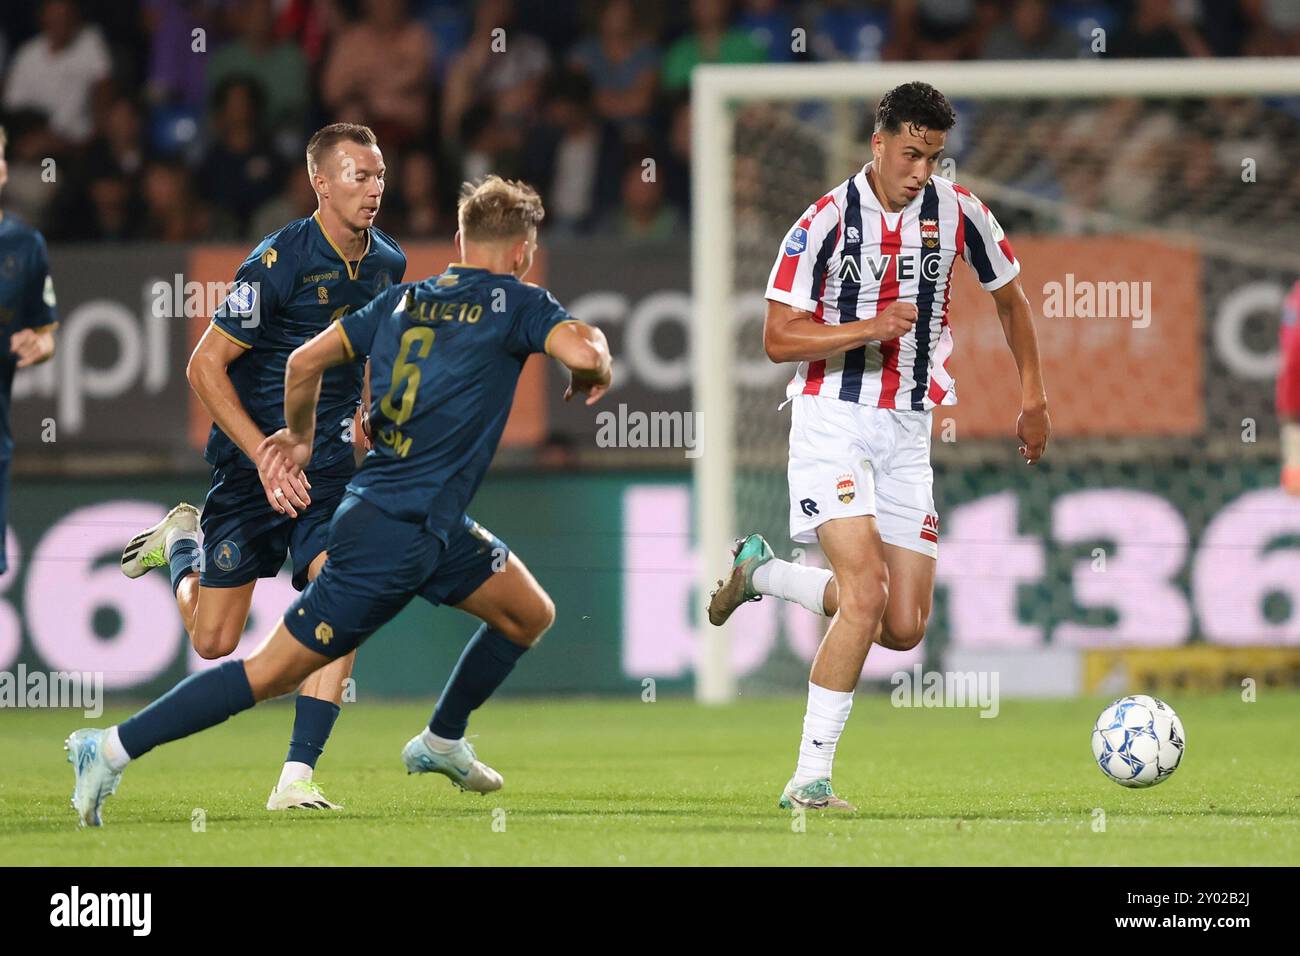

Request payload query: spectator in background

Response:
[736,0,797,63]
[275,0,343,69]
[392,149,450,239]
[197,77,283,239]
[249,162,316,239]
[569,0,659,139]
[3,0,112,147]
[86,96,147,183]
[144,0,221,113]
[606,155,679,241]
[142,159,208,240]
[321,0,435,148]
[810,0,890,62]
[888,0,982,61]
[206,0,309,141]
[524,69,619,235]
[981,0,1079,60]
[50,95,149,240]
[87,174,139,241]
[1242,0,1300,56]
[456,102,522,186]
[662,0,765,92]
[661,93,692,217]
[1109,0,1212,58]
[441,0,550,141]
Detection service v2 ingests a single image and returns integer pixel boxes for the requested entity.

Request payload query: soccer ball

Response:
[1090,695,1185,788]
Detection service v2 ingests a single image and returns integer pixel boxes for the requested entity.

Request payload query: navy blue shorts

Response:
[283,493,509,658]
[200,456,355,592]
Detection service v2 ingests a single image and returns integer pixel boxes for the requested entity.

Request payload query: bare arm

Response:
[188,324,313,515]
[763,299,917,364]
[187,326,270,461]
[545,320,613,405]
[990,277,1050,463]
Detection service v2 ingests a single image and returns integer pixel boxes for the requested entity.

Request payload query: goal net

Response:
[691,60,1300,703]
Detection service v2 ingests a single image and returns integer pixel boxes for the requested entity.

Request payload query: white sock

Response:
[422,727,460,753]
[164,526,198,560]
[793,682,854,785]
[753,559,834,616]
[103,726,131,772]
[277,761,313,791]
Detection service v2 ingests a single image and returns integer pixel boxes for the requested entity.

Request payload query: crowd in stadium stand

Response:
[1,0,1299,244]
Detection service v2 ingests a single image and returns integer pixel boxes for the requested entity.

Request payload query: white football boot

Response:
[121,502,199,579]
[401,734,503,793]
[266,779,343,811]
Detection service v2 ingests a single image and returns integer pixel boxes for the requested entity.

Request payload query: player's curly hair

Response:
[457,175,546,242]
[874,82,957,135]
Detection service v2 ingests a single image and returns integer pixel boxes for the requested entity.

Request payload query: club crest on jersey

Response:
[784,227,808,256]
[224,282,256,316]
[836,474,856,504]
[920,513,940,544]
[920,218,940,248]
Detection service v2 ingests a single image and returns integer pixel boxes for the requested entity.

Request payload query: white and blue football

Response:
[1090,695,1185,788]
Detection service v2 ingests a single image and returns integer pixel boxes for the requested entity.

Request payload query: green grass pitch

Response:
[2,692,1297,865]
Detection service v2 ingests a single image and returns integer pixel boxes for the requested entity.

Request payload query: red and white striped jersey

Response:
[765,164,1019,410]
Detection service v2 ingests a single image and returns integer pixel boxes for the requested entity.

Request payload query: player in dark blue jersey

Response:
[0,126,59,574]
[65,176,611,825]
[117,124,405,811]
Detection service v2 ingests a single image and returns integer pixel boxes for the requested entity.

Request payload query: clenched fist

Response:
[865,301,917,342]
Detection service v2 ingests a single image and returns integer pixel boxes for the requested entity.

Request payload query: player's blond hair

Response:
[305,123,377,177]
[457,176,545,243]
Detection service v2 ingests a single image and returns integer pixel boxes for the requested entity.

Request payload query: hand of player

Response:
[10,327,55,368]
[255,430,313,517]
[360,409,374,452]
[1017,404,1050,465]
[864,302,917,342]
[564,366,612,406]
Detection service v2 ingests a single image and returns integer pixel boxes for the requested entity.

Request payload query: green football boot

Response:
[707,532,774,626]
[778,777,857,812]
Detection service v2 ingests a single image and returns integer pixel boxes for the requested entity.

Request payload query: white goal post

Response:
[690,58,1300,704]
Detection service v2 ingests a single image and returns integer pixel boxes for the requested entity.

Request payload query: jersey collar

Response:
[857,162,925,215]
[313,210,371,281]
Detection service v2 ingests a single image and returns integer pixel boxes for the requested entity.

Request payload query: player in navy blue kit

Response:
[65,176,611,825]
[117,124,405,811]
[0,126,59,574]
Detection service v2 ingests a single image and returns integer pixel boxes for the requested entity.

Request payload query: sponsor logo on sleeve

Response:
[784,227,808,257]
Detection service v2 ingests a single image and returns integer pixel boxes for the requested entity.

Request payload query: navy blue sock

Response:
[168,538,200,595]
[285,695,341,768]
[430,626,529,740]
[117,659,255,759]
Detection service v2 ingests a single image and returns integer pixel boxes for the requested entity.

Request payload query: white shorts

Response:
[787,394,938,558]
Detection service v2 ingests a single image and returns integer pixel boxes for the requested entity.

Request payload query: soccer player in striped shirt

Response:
[708,82,1051,811]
